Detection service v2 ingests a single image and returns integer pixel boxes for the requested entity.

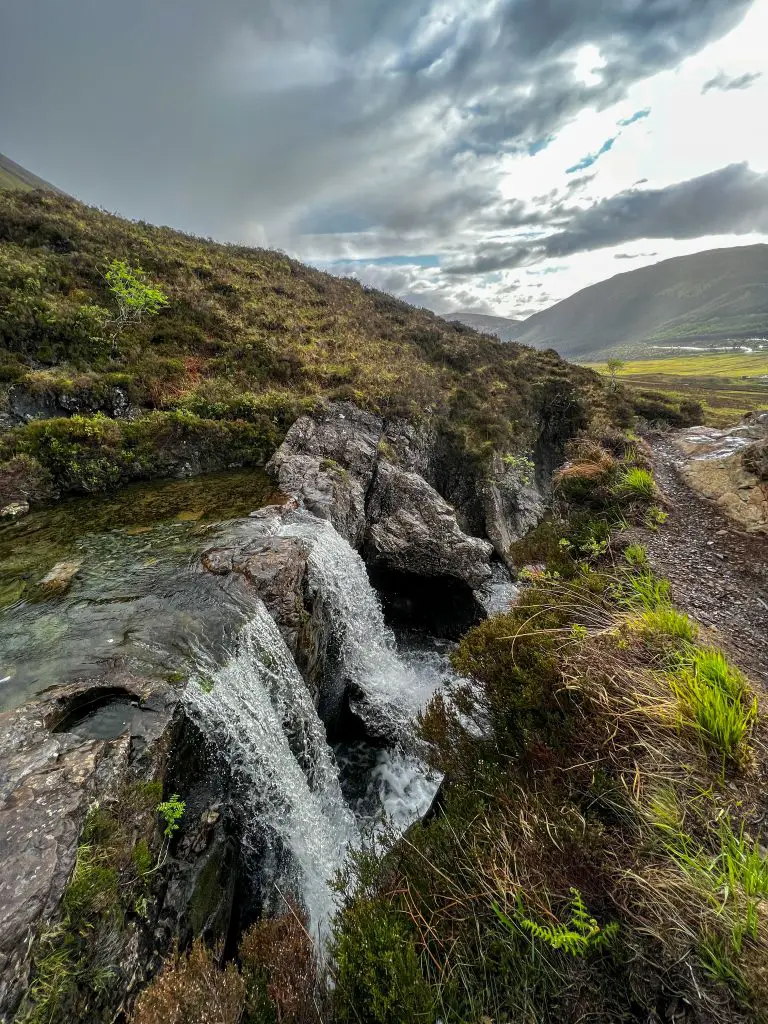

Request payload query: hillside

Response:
[444,310,523,341]
[514,245,768,359]
[0,189,638,507]
[0,153,64,195]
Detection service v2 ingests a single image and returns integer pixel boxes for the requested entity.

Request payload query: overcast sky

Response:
[2,0,768,318]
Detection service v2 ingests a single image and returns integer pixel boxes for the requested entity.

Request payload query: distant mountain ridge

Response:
[445,311,523,341]
[0,153,64,194]
[513,245,768,360]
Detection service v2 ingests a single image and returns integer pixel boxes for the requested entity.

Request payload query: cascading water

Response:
[185,509,455,935]
[184,601,359,936]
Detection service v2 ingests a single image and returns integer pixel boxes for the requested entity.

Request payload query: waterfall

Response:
[184,601,358,936]
[277,511,440,731]
[185,510,452,934]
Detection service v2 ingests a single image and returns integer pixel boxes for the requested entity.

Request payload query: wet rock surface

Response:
[671,417,768,534]
[266,401,542,592]
[644,433,768,685]
[266,402,382,546]
[364,460,493,590]
[0,674,240,1021]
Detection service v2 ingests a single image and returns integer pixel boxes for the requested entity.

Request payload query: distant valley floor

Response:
[585,351,768,426]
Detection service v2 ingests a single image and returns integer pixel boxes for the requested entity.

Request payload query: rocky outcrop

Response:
[266,401,543,590]
[266,403,382,546]
[0,675,240,1022]
[364,461,492,590]
[6,382,138,425]
[672,418,768,534]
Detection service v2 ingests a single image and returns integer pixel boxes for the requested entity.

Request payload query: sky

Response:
[2,0,768,320]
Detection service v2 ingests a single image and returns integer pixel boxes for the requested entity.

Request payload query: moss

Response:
[18,780,167,1024]
[2,409,283,498]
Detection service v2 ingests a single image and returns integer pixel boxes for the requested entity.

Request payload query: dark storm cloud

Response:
[702,70,763,93]
[0,0,754,250]
[446,163,768,273]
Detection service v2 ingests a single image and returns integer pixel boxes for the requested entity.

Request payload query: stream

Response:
[0,471,462,935]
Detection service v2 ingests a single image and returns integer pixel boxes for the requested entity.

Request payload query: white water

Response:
[184,603,358,936]
[185,511,452,935]
[277,511,442,728]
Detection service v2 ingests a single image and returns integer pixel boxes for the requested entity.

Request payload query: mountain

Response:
[514,245,768,360]
[445,310,523,341]
[0,152,64,194]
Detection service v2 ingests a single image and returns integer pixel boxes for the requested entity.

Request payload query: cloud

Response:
[0,0,753,246]
[614,251,659,260]
[702,70,763,93]
[446,163,768,274]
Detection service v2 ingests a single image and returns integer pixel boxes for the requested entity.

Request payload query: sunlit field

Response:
[586,352,768,426]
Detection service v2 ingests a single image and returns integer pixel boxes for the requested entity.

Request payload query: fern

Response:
[494,888,619,957]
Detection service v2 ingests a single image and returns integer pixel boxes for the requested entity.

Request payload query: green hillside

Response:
[0,152,64,194]
[515,245,768,359]
[0,189,628,505]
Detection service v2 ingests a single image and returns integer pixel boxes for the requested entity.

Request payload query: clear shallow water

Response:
[0,470,278,709]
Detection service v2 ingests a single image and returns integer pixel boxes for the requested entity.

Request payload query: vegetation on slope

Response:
[0,189,633,504]
[0,153,64,195]
[515,245,768,360]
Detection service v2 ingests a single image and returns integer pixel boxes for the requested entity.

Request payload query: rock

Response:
[0,674,241,1022]
[673,420,768,534]
[267,402,382,546]
[477,452,545,564]
[7,382,138,425]
[364,461,493,590]
[0,500,29,519]
[38,560,81,595]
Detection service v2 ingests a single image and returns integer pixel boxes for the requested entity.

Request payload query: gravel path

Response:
[641,435,768,685]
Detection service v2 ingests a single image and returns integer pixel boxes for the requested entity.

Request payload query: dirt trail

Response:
[643,435,768,685]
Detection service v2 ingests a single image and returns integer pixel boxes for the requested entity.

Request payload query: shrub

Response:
[132,941,244,1024]
[239,904,317,1024]
[330,901,435,1024]
[672,648,757,762]
[614,466,657,501]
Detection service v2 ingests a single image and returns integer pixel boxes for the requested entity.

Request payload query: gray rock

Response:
[477,453,545,565]
[364,461,493,590]
[267,402,383,546]
[0,674,239,1022]
[0,500,29,519]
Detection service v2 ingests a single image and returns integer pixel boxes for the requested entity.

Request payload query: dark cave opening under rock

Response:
[366,564,485,639]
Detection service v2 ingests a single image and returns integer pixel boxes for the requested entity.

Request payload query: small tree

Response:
[104,258,168,354]
[606,357,625,391]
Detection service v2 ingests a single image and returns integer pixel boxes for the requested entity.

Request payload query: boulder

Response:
[0,675,239,1022]
[266,402,382,546]
[364,461,493,590]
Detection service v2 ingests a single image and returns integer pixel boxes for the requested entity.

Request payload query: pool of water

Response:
[0,470,280,710]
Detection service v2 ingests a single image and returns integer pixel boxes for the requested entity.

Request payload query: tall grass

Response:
[672,649,757,763]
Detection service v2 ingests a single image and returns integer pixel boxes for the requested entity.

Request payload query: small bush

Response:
[132,941,244,1024]
[633,606,697,644]
[331,902,435,1024]
[614,466,657,501]
[624,543,648,567]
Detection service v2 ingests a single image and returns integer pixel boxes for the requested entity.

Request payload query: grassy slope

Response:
[587,352,768,426]
[0,189,631,502]
[515,245,768,360]
[0,153,63,194]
